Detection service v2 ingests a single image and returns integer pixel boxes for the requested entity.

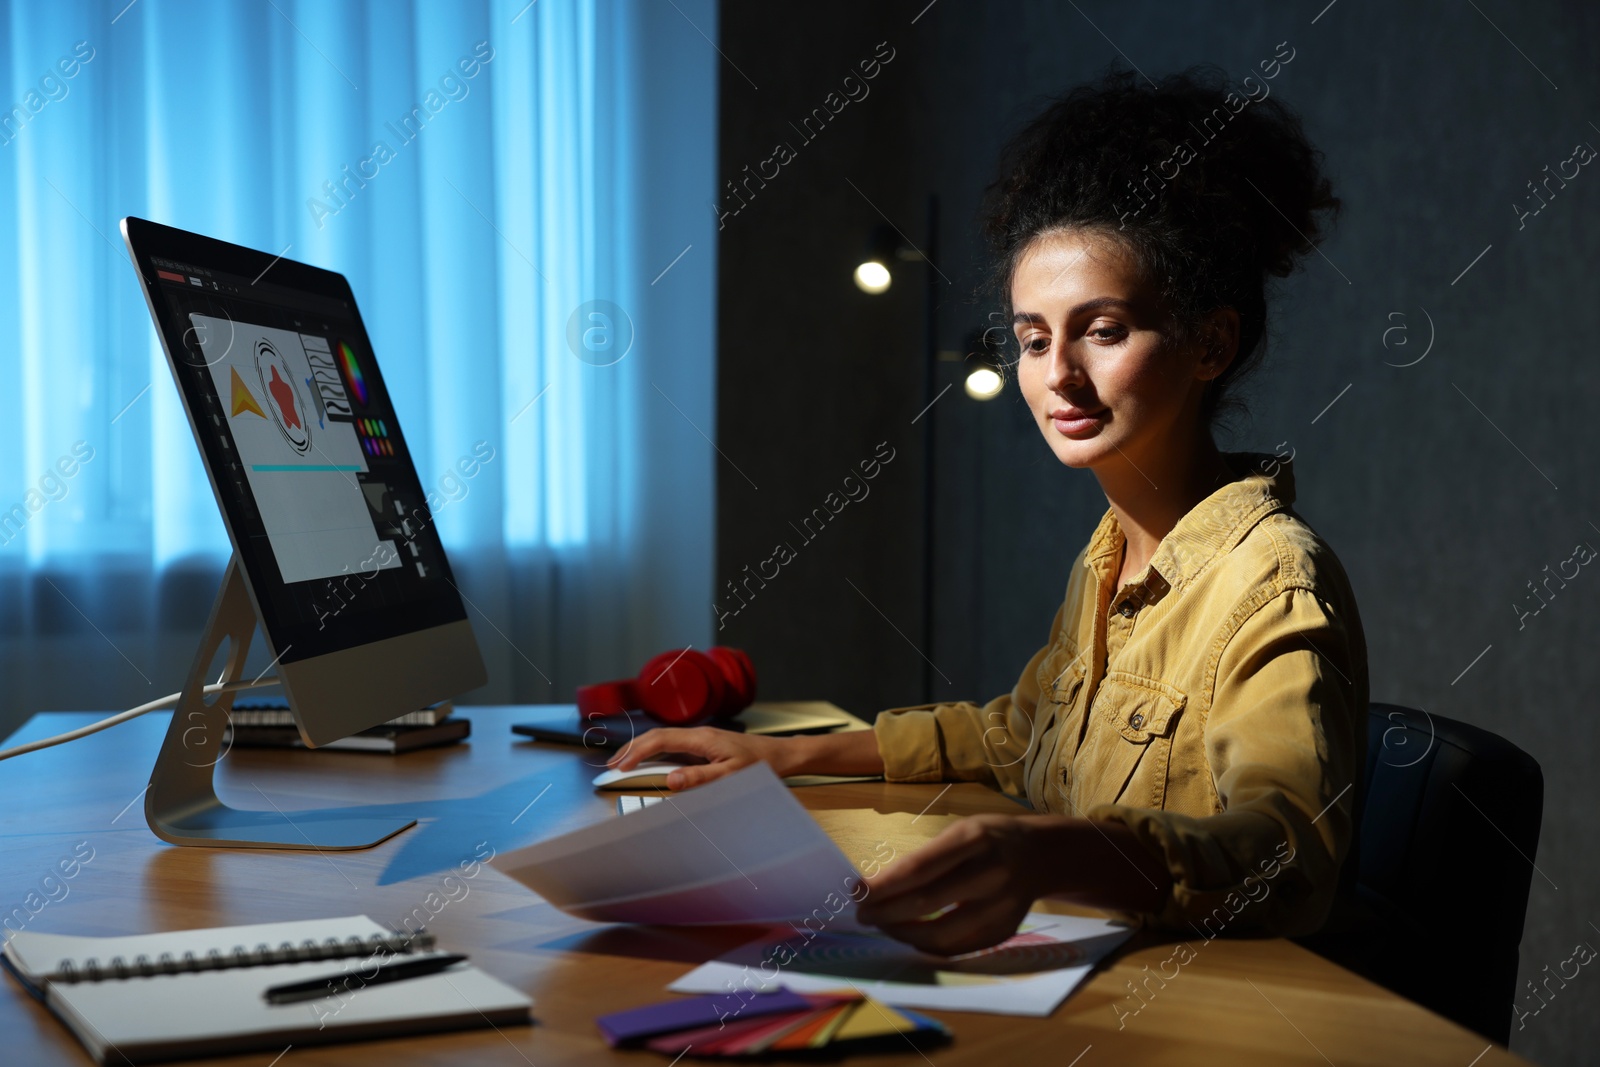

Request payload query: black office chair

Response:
[1300,703,1544,1046]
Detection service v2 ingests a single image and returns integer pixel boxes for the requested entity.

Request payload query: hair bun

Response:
[1180,68,1340,279]
[980,64,1340,429]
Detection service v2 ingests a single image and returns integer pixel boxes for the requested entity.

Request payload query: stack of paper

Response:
[498,762,867,924]
[501,763,1133,1018]
[597,988,948,1057]
[669,913,1133,1017]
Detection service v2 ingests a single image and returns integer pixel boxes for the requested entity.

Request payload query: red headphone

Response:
[576,646,758,727]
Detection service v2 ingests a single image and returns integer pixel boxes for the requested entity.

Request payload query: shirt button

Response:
[1129,712,1145,729]
[1118,601,1135,617]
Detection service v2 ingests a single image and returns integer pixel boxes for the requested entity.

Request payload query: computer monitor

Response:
[121,217,487,850]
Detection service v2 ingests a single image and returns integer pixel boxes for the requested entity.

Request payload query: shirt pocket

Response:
[1035,644,1088,750]
[1070,670,1187,811]
[1036,638,1088,707]
[1027,647,1088,809]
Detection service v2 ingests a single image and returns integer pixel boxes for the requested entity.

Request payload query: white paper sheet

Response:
[497,762,869,924]
[667,912,1133,1017]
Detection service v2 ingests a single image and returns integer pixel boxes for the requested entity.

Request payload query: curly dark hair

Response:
[981,65,1340,431]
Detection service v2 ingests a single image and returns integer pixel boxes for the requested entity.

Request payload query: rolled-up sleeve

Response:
[1086,586,1362,937]
[872,601,1066,799]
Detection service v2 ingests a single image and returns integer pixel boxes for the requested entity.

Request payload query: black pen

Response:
[263,952,468,1005]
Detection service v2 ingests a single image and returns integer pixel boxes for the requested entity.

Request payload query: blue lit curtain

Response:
[0,0,718,728]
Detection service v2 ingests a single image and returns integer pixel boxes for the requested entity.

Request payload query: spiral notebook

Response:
[1,915,531,1065]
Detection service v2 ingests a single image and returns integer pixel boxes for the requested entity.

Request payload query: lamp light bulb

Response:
[853,260,892,295]
[964,366,1003,400]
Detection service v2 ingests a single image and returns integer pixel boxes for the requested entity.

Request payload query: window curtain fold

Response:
[0,0,718,731]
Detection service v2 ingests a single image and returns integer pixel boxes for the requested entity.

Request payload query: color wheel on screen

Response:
[337,340,368,406]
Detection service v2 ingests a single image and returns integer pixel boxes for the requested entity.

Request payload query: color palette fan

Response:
[596,987,949,1057]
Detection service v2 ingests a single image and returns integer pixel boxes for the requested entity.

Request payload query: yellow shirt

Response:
[872,450,1368,937]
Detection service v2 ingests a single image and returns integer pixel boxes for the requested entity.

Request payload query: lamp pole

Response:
[919,194,939,704]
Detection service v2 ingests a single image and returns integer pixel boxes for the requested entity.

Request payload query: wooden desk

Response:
[0,708,1528,1066]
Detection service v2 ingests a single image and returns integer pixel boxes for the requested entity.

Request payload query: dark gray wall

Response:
[716,2,1600,1063]
[713,3,925,714]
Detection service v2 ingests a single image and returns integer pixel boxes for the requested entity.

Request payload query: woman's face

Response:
[1012,228,1220,473]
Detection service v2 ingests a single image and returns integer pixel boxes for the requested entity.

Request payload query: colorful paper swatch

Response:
[597,987,950,1058]
[596,989,810,1047]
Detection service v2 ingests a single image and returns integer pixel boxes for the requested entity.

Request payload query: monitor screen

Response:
[123,218,469,666]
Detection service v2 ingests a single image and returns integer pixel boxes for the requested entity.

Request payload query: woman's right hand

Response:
[604,727,803,790]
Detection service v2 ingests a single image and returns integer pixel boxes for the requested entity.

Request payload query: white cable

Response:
[0,676,282,762]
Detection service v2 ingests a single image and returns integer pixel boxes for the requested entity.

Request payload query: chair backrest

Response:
[1358,702,1544,1044]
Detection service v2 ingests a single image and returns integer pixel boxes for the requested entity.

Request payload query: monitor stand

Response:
[145,555,417,850]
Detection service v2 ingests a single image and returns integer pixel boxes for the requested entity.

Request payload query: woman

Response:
[609,67,1366,956]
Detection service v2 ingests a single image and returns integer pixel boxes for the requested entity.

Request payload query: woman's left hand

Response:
[854,814,1044,957]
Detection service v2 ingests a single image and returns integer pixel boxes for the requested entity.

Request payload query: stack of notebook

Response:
[224,699,469,753]
[596,988,949,1057]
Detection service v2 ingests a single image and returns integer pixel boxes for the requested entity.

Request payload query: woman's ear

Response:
[1197,307,1241,381]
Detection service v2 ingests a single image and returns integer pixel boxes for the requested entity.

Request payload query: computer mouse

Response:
[591,762,683,790]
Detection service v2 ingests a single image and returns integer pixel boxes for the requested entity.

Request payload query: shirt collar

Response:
[1084,451,1296,599]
